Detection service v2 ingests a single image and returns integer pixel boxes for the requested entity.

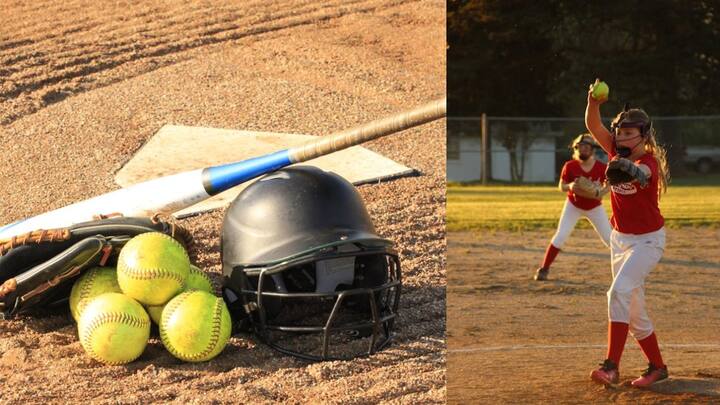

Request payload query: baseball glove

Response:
[0,215,192,319]
[606,158,649,187]
[574,176,600,197]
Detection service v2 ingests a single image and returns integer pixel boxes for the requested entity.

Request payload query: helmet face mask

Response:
[230,244,401,361]
[221,166,402,361]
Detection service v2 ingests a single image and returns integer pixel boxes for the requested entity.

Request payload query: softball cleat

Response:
[590,359,620,386]
[631,363,668,388]
[533,267,549,281]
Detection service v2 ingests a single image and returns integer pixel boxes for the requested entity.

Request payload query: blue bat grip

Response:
[202,150,292,195]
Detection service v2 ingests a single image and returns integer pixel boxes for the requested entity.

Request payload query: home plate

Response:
[115,125,417,218]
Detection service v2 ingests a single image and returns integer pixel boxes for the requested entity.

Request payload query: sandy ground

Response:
[448,228,720,404]
[0,1,446,403]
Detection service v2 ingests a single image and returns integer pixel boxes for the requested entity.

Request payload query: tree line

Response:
[449,0,719,116]
[448,0,720,173]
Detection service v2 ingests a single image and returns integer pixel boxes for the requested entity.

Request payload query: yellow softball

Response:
[160,290,231,362]
[146,264,214,324]
[78,293,150,365]
[117,232,190,306]
[69,266,121,322]
[591,79,610,101]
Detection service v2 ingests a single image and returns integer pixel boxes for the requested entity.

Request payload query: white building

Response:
[447,132,558,183]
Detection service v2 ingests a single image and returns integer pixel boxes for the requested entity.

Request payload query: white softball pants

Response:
[607,227,666,340]
[550,200,612,249]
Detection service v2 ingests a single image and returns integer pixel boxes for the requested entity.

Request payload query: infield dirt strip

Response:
[448,229,720,404]
[0,1,446,403]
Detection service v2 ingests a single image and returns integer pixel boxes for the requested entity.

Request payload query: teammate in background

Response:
[533,134,611,281]
[585,83,671,388]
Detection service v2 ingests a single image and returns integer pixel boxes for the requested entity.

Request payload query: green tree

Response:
[448,0,564,116]
[450,0,720,115]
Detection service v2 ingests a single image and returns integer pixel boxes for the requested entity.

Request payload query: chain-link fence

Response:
[447,115,720,183]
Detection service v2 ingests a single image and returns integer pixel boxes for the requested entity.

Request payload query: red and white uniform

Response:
[608,153,664,234]
[606,148,665,339]
[551,160,611,249]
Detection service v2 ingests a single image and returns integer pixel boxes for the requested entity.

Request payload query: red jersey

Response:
[560,159,606,210]
[608,147,664,234]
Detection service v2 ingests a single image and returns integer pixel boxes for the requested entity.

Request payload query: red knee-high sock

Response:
[607,321,629,367]
[541,244,560,268]
[637,332,665,368]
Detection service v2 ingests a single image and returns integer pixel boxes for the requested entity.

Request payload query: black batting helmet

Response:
[221,166,401,361]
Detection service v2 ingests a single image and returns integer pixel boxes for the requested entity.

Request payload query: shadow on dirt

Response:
[649,375,720,397]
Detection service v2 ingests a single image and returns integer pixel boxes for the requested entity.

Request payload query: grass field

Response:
[447,183,720,231]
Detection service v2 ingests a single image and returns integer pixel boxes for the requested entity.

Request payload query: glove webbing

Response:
[0,229,71,256]
[0,213,193,256]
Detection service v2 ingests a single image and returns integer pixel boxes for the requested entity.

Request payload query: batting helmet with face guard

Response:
[221,166,401,361]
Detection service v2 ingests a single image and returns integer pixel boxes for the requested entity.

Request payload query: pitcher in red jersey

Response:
[533,134,611,281]
[584,81,671,388]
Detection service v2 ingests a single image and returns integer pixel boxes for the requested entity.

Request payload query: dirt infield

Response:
[448,229,720,404]
[0,1,446,403]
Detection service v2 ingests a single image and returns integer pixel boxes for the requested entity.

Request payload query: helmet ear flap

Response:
[642,118,653,137]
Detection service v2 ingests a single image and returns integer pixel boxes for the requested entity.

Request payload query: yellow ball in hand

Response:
[592,80,610,101]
